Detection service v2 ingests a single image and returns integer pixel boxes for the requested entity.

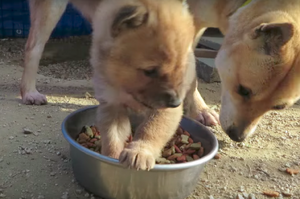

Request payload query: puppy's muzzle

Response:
[163,91,182,108]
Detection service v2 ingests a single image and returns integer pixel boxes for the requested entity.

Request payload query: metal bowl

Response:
[61,105,218,199]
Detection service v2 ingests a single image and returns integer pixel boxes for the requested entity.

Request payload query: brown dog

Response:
[90,0,197,170]
[187,0,300,141]
[20,0,219,127]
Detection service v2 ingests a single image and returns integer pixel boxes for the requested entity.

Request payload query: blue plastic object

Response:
[0,0,92,38]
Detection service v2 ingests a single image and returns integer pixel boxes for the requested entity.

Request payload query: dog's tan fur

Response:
[186,0,300,141]
[90,0,197,170]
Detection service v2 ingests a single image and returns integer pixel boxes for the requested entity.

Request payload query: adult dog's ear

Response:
[249,23,294,56]
[111,5,148,37]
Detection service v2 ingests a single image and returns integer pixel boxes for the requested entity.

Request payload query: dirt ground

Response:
[0,37,299,199]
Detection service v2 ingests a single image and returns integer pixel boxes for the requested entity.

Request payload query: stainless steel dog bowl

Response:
[61,105,218,199]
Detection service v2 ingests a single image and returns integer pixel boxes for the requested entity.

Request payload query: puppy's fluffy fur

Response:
[90,0,197,170]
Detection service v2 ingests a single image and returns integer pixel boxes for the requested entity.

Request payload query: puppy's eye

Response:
[272,104,287,110]
[143,68,158,78]
[238,85,252,98]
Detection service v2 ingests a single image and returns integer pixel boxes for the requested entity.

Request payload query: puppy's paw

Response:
[22,91,47,105]
[196,107,219,126]
[119,142,156,171]
[101,142,124,160]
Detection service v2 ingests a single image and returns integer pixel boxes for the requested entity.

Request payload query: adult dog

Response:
[189,0,300,141]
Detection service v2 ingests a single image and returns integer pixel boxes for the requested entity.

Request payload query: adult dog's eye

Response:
[272,104,287,110]
[143,68,158,78]
[237,85,252,98]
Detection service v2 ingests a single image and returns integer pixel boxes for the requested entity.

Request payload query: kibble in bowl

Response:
[62,106,218,199]
[76,125,206,165]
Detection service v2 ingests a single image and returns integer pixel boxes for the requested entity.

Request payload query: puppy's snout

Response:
[226,126,246,142]
[163,91,181,108]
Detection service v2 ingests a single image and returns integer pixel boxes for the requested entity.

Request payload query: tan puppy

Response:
[187,0,300,141]
[90,0,196,170]
[20,0,219,127]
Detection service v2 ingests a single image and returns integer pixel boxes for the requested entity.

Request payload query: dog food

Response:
[286,168,300,175]
[263,190,280,197]
[76,125,206,164]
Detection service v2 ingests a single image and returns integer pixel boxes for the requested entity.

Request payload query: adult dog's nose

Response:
[226,125,246,142]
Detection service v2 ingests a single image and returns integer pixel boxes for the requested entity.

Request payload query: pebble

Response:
[278,168,286,172]
[37,195,45,199]
[84,193,90,198]
[50,172,56,176]
[0,194,6,198]
[44,140,51,144]
[208,196,214,199]
[248,193,256,199]
[235,194,244,199]
[282,191,292,197]
[23,128,33,134]
[61,192,69,199]
[75,189,83,195]
[8,136,14,140]
[239,186,245,192]
[56,152,61,156]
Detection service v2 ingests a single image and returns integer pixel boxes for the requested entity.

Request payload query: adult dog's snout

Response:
[225,125,247,142]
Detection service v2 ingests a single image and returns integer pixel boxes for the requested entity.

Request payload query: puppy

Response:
[187,0,300,141]
[20,0,219,127]
[90,0,196,170]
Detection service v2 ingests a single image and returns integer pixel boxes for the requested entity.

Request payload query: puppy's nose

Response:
[226,126,245,142]
[163,91,181,108]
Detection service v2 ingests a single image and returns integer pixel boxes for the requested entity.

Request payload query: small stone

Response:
[235,194,244,199]
[56,152,61,156]
[278,167,286,172]
[75,189,83,195]
[0,158,3,163]
[248,193,256,199]
[23,128,33,134]
[208,196,214,199]
[282,191,292,197]
[47,115,52,118]
[37,195,45,199]
[239,186,245,192]
[8,136,14,140]
[50,172,56,176]
[242,193,249,198]
[84,193,90,198]
[43,140,51,144]
[61,192,69,199]
[0,194,6,198]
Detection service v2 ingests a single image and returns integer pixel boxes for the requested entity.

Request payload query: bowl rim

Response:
[61,105,219,171]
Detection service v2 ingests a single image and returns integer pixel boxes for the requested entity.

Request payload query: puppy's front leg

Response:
[184,78,219,126]
[97,104,131,159]
[119,105,183,171]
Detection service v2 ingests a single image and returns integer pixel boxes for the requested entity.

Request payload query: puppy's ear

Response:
[250,23,294,55]
[111,5,148,37]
